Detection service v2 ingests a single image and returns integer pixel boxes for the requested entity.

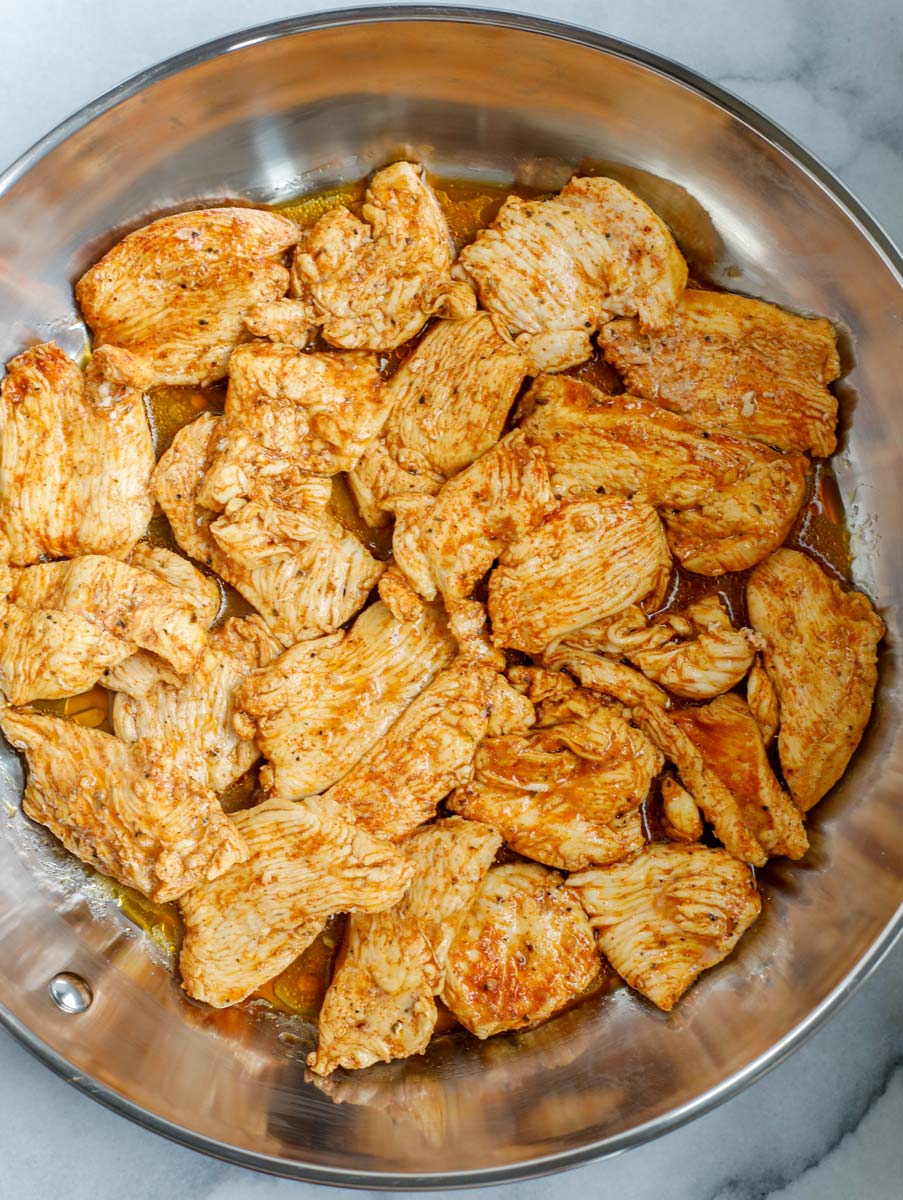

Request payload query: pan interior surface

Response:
[0,9,901,1187]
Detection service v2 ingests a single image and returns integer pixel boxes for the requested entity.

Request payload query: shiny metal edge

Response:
[1,6,902,1189]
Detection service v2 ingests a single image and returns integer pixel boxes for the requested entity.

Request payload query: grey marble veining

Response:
[1,2,901,1198]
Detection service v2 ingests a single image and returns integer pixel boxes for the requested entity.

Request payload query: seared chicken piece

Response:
[541,644,668,708]
[505,664,578,706]
[443,862,600,1038]
[234,597,456,798]
[323,661,529,841]
[455,176,687,371]
[0,555,209,703]
[449,702,660,870]
[600,290,840,455]
[75,207,300,387]
[199,343,390,497]
[251,163,474,352]
[113,616,282,792]
[308,817,500,1075]
[660,774,704,843]
[0,708,246,902]
[747,655,779,744]
[519,375,808,576]
[632,702,767,866]
[349,313,530,524]
[0,343,153,565]
[673,694,808,859]
[567,843,761,1011]
[488,495,671,654]
[152,413,383,646]
[747,549,885,810]
[392,430,556,605]
[626,596,760,699]
[179,795,412,1007]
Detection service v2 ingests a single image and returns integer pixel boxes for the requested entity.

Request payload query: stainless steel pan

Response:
[0,7,901,1188]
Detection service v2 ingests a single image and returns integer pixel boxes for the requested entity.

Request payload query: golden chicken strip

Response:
[349,313,530,524]
[152,413,383,646]
[234,595,456,798]
[519,375,808,576]
[488,495,671,654]
[308,817,500,1075]
[443,862,600,1039]
[454,176,687,371]
[179,795,412,1007]
[600,290,840,456]
[113,616,282,793]
[198,343,390,498]
[747,549,885,810]
[567,843,761,1011]
[0,343,153,566]
[449,700,661,870]
[392,429,556,605]
[323,660,530,840]
[0,708,247,903]
[249,163,475,351]
[673,694,808,859]
[75,207,300,387]
[0,555,210,704]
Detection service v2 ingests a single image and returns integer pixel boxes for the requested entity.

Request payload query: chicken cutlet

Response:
[0,343,153,566]
[600,289,840,455]
[567,843,761,1011]
[487,494,671,654]
[179,795,412,1007]
[747,549,885,810]
[443,862,600,1039]
[449,699,661,870]
[152,412,383,646]
[248,163,475,351]
[76,207,300,387]
[0,707,247,902]
[349,313,530,525]
[113,615,282,792]
[234,593,456,798]
[673,693,808,859]
[308,817,501,1076]
[519,374,808,575]
[322,661,532,841]
[454,175,687,371]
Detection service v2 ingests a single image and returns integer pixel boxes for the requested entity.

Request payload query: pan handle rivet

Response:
[48,972,93,1014]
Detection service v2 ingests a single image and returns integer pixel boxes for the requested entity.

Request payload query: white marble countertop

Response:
[0,1,901,1198]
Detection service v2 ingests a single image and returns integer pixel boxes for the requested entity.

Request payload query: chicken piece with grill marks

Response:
[487,494,671,654]
[234,590,456,800]
[673,693,808,860]
[442,862,601,1039]
[248,163,475,352]
[392,429,556,610]
[151,412,383,647]
[454,176,687,371]
[0,708,247,903]
[449,699,660,870]
[197,343,391,504]
[518,374,808,576]
[567,843,761,1011]
[179,795,413,1008]
[308,817,501,1075]
[0,555,210,704]
[632,701,767,866]
[348,313,530,525]
[0,343,153,567]
[600,290,841,456]
[112,615,282,793]
[747,549,884,811]
[75,207,300,387]
[322,660,531,842]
